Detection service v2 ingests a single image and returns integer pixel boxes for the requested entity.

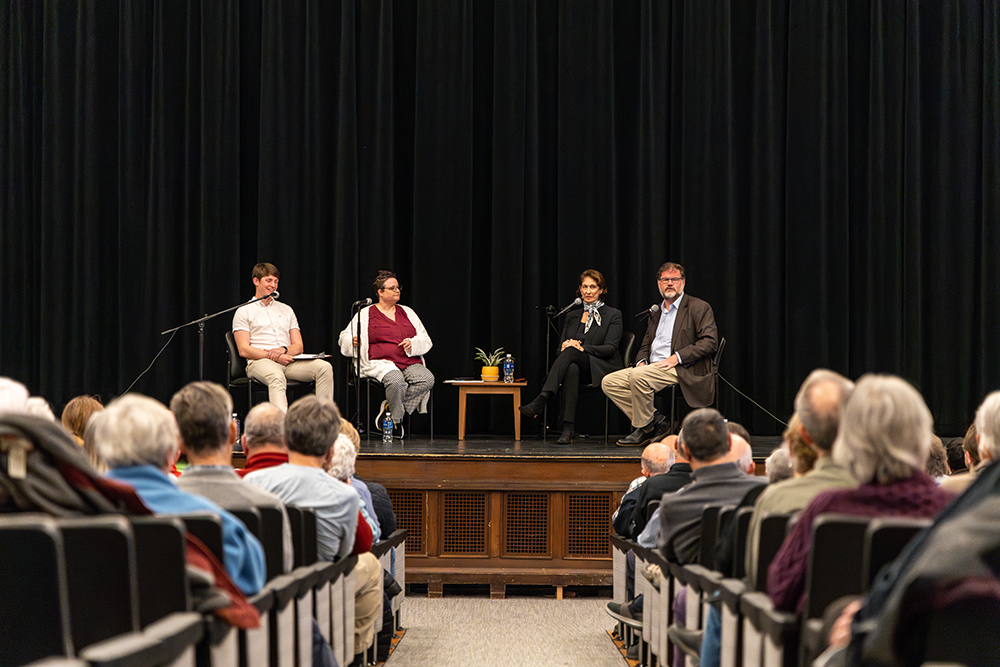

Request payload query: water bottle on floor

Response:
[503,353,515,383]
[382,410,394,443]
[232,413,243,452]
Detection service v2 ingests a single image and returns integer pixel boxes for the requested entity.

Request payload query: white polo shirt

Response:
[233,298,299,350]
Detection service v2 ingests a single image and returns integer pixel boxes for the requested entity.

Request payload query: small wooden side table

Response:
[445,380,527,441]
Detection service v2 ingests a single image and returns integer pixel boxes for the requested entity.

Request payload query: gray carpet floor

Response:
[385,596,626,667]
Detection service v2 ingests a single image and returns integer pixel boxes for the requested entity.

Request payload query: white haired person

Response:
[326,433,380,542]
[92,394,265,594]
[767,374,955,613]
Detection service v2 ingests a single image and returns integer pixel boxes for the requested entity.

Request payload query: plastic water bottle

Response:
[503,353,515,383]
[232,413,243,452]
[382,410,394,443]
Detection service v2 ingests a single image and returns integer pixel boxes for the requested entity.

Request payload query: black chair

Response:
[57,516,140,652]
[179,512,225,563]
[752,512,793,592]
[0,514,72,666]
[225,330,314,409]
[663,336,726,434]
[286,506,319,567]
[579,329,635,443]
[345,364,434,442]
[730,505,754,579]
[862,516,930,591]
[130,516,190,628]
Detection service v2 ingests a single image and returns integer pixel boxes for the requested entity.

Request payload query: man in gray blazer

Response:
[602,262,718,446]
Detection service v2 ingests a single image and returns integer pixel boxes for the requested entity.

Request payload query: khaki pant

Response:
[246,358,334,411]
[601,364,678,428]
[353,551,384,655]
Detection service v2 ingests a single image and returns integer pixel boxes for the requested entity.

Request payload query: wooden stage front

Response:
[354,435,643,597]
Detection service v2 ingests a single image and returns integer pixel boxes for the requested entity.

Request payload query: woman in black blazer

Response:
[519,269,623,444]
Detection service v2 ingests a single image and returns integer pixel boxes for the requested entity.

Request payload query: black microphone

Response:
[635,303,660,321]
[257,290,279,302]
[553,297,583,318]
[352,297,372,307]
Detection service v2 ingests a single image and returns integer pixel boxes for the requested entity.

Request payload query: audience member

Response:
[342,420,397,536]
[25,396,57,421]
[92,393,266,594]
[657,409,766,564]
[767,374,955,613]
[236,402,289,477]
[61,395,103,446]
[941,422,983,493]
[0,377,29,414]
[327,433,380,541]
[787,412,819,475]
[172,381,294,574]
[925,435,949,481]
[765,445,794,484]
[746,370,857,588]
[944,435,967,475]
[826,391,1000,667]
[245,396,383,662]
[613,438,679,538]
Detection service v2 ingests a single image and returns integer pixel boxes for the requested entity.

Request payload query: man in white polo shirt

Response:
[233,262,334,411]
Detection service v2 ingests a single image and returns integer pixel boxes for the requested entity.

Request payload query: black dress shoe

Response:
[648,416,673,443]
[617,423,655,446]
[557,424,574,444]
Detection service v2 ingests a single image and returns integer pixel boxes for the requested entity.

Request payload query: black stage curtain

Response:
[3,0,999,436]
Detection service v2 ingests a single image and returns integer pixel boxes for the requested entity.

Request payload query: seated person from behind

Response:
[172,381,293,574]
[233,262,334,412]
[658,408,765,564]
[339,270,433,439]
[245,395,383,660]
[91,393,265,594]
[767,374,956,613]
[235,402,291,477]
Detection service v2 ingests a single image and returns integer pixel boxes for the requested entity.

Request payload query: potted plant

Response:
[474,347,505,382]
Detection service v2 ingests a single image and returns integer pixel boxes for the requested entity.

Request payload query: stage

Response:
[353,434,781,597]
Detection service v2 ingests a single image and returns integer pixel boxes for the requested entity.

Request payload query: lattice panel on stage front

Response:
[442,491,487,555]
[387,490,424,553]
[567,492,612,557]
[504,493,549,556]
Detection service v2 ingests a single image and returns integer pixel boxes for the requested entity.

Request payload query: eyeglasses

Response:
[381,285,401,292]
[658,277,683,284]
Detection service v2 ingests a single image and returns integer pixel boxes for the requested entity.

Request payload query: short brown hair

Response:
[576,269,608,298]
[784,413,818,474]
[284,395,342,457]
[373,270,397,294]
[656,262,685,280]
[170,382,233,454]
[252,263,279,281]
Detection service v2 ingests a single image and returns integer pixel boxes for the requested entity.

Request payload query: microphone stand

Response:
[354,301,365,436]
[537,304,562,442]
[161,292,276,380]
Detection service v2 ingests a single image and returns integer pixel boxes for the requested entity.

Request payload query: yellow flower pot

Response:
[481,366,500,382]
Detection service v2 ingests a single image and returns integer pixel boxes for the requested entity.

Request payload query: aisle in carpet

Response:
[385,596,625,667]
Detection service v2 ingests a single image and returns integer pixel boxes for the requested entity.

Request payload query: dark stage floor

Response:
[356,433,784,461]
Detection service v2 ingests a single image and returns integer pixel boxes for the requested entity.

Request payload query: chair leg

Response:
[670,385,677,434]
[429,388,434,441]
[365,379,371,443]
[604,397,610,444]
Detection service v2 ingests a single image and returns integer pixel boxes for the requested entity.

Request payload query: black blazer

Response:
[557,304,624,384]
[635,294,718,407]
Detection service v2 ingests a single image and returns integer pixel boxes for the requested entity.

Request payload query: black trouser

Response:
[541,347,592,424]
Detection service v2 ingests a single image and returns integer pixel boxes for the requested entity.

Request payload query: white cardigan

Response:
[338,304,433,382]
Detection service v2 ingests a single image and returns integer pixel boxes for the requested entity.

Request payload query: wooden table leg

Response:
[513,387,521,441]
[457,386,467,441]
